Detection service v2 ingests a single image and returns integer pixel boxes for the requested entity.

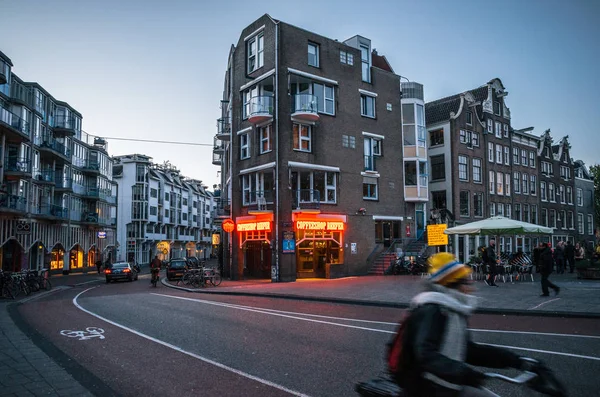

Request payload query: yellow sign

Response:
[427,224,449,246]
[212,234,220,245]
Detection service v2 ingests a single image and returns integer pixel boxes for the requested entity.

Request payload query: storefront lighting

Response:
[237,221,271,232]
[295,221,345,231]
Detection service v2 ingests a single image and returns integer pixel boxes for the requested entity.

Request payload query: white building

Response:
[113,154,216,264]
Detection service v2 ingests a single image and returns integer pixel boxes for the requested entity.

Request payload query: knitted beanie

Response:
[428,252,472,287]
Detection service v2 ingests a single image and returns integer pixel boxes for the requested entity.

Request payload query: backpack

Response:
[386,310,413,382]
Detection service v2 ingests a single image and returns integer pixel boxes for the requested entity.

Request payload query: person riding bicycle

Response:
[150,255,161,284]
[397,252,540,397]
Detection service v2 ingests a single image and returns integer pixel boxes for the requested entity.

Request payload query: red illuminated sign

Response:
[222,219,235,233]
[295,221,345,231]
[237,221,271,232]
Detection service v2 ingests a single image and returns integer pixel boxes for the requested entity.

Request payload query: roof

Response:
[425,86,487,125]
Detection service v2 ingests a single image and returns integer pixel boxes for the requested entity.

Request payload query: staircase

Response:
[369,252,397,275]
[367,234,430,275]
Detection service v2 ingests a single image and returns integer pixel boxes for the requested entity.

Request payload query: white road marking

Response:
[528,298,561,310]
[469,328,600,339]
[73,288,311,397]
[485,343,600,362]
[60,327,105,340]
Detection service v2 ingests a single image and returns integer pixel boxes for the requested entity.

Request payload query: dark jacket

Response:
[399,288,520,397]
[485,245,497,265]
[540,247,554,274]
[564,243,575,259]
[553,245,565,261]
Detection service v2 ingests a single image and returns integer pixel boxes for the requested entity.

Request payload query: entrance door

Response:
[296,240,339,278]
[383,222,392,247]
[245,241,271,278]
[416,204,426,240]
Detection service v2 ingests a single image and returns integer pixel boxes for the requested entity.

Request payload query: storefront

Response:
[236,213,273,278]
[293,213,346,278]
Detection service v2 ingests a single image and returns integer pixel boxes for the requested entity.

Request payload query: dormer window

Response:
[493,101,501,116]
[466,111,472,125]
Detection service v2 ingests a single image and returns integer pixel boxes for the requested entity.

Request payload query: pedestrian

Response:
[574,242,584,261]
[394,252,539,396]
[532,243,543,273]
[484,239,498,287]
[564,241,575,273]
[150,255,161,284]
[553,241,565,274]
[95,259,102,274]
[540,243,560,297]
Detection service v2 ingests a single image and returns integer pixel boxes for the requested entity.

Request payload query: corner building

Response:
[214,15,428,281]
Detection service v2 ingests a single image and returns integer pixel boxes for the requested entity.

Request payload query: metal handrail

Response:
[4,157,31,173]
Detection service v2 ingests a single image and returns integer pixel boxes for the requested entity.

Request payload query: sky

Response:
[1,0,599,189]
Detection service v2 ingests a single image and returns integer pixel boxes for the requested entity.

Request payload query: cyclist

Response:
[150,255,161,285]
[396,252,540,397]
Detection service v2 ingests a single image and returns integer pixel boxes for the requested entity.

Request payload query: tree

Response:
[589,164,600,238]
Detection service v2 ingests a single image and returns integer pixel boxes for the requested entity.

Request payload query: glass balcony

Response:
[55,177,72,191]
[213,136,224,154]
[244,190,274,212]
[0,193,27,212]
[53,115,76,135]
[33,169,55,184]
[81,212,99,223]
[4,157,31,174]
[35,203,69,219]
[212,152,222,166]
[81,159,100,174]
[364,155,376,172]
[248,96,274,125]
[216,118,231,141]
[291,94,319,122]
[292,189,321,211]
[0,106,30,140]
[38,137,71,159]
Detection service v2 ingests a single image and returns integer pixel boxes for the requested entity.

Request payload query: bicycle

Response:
[36,268,52,291]
[0,270,15,300]
[150,268,160,287]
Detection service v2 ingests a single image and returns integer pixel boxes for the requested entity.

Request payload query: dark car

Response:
[166,259,188,281]
[105,262,139,283]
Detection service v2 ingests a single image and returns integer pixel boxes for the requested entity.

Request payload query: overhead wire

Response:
[98,137,213,146]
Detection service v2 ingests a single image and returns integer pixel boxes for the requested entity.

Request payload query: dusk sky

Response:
[1,0,598,189]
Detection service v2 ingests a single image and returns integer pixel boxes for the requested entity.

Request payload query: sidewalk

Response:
[165,263,600,318]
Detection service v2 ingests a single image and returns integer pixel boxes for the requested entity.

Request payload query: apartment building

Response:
[0,50,117,274]
[426,78,593,260]
[213,14,427,281]
[113,154,216,265]
[573,160,596,247]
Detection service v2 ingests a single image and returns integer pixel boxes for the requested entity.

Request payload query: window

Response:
[247,32,264,73]
[361,94,376,118]
[363,178,378,200]
[364,136,381,171]
[487,119,493,134]
[495,144,502,164]
[496,171,504,195]
[549,210,556,228]
[472,158,481,183]
[490,202,495,216]
[460,191,470,217]
[471,132,479,147]
[430,129,444,146]
[489,171,495,194]
[541,209,548,226]
[259,124,272,154]
[559,185,565,203]
[495,121,502,138]
[431,155,445,181]
[530,175,537,195]
[503,124,509,137]
[497,203,504,217]
[531,205,538,224]
[339,50,354,65]
[529,151,536,167]
[506,203,512,218]
[494,101,501,116]
[513,147,519,165]
[520,149,527,165]
[432,190,447,209]
[150,206,157,216]
[568,211,574,229]
[523,204,530,223]
[522,173,528,195]
[466,111,472,125]
[360,44,370,82]
[293,123,311,152]
[313,83,335,114]
[503,146,510,165]
[513,172,520,193]
[473,192,483,217]
[514,203,521,221]
[588,215,594,235]
[567,187,573,204]
[458,155,468,181]
[541,182,547,201]
[577,188,583,206]
[549,183,555,202]
[342,135,356,149]
[243,171,276,205]
[243,84,273,119]
[150,188,157,198]
[240,132,250,159]
[165,192,169,201]
[308,42,319,67]
[578,213,584,234]
[560,210,567,229]
[505,173,511,196]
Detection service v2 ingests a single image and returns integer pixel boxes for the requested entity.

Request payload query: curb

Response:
[161,278,600,319]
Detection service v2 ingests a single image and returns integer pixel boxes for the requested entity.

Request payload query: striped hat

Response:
[428,252,472,287]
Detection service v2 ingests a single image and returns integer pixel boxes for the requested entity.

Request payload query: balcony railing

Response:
[244,190,274,212]
[212,152,222,165]
[53,115,76,134]
[33,169,55,183]
[216,118,231,141]
[0,193,27,211]
[213,136,225,153]
[81,159,100,172]
[364,155,376,172]
[292,189,321,210]
[39,137,71,158]
[215,198,230,217]
[81,212,99,223]
[37,203,69,219]
[55,177,72,190]
[4,157,31,173]
[291,94,319,122]
[0,106,30,138]
[248,96,274,124]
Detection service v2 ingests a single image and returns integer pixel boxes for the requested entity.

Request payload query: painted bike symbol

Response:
[60,327,105,341]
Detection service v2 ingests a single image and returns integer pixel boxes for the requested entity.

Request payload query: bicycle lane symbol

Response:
[60,327,106,341]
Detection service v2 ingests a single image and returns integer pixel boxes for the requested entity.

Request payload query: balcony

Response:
[212,152,222,166]
[4,157,31,177]
[213,136,225,154]
[55,178,73,191]
[33,203,69,219]
[0,106,30,141]
[80,212,99,224]
[291,94,319,122]
[32,169,55,185]
[245,190,274,213]
[0,193,27,212]
[216,118,231,141]
[364,155,377,172]
[81,159,100,174]
[292,189,321,212]
[38,137,71,161]
[404,185,429,202]
[215,198,230,217]
[248,96,274,125]
[52,115,76,136]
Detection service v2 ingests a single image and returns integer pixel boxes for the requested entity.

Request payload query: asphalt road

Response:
[15,276,600,397]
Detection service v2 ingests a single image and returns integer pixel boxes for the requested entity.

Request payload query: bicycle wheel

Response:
[211,272,222,286]
[180,272,192,286]
[21,281,31,296]
[40,278,52,291]
[2,285,15,300]
[29,280,40,292]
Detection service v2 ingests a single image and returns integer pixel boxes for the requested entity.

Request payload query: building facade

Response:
[573,160,596,248]
[113,154,216,265]
[213,14,427,281]
[426,78,594,261]
[0,50,117,274]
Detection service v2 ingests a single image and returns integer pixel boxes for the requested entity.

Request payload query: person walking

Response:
[484,239,498,287]
[564,241,575,274]
[532,243,543,273]
[575,242,584,261]
[540,243,560,297]
[554,241,565,274]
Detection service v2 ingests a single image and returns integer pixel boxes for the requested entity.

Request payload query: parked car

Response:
[105,262,138,283]
[166,259,188,281]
